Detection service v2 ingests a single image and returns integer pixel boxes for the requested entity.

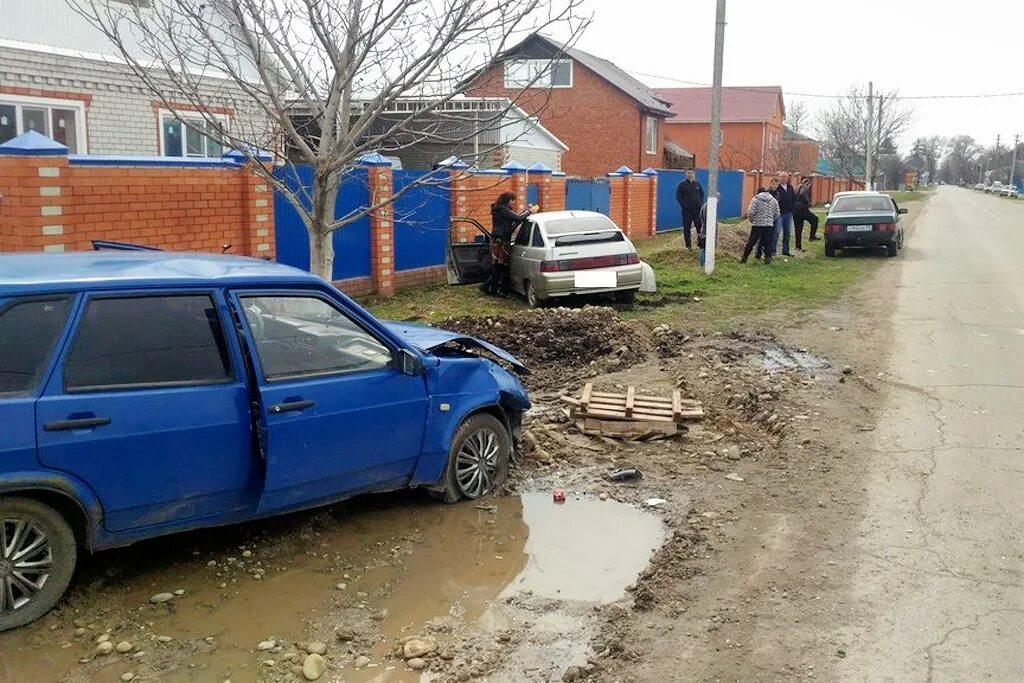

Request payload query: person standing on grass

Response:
[696,193,716,267]
[741,187,780,264]
[675,168,705,251]
[756,177,781,261]
[793,176,819,249]
[484,191,534,297]
[772,171,797,257]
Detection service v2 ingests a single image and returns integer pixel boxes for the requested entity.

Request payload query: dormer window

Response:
[504,59,573,89]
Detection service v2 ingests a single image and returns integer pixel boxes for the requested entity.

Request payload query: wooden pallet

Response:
[562,383,704,439]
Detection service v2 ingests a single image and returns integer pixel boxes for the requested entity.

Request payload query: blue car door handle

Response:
[43,417,112,432]
[268,400,315,414]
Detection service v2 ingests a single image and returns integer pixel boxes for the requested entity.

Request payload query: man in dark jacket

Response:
[675,168,705,250]
[793,176,819,250]
[771,171,796,257]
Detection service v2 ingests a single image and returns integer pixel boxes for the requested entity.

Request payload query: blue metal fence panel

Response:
[565,178,610,215]
[526,183,539,206]
[392,170,451,271]
[273,165,371,280]
[655,168,744,231]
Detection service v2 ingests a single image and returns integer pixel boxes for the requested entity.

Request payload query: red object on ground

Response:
[552,489,566,503]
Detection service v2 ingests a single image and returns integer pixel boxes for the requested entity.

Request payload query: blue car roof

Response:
[0,251,322,296]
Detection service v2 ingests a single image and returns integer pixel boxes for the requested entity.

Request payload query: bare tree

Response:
[71,0,586,278]
[785,100,808,133]
[907,136,946,181]
[814,86,913,177]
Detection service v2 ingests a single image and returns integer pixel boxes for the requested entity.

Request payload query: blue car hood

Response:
[384,321,529,374]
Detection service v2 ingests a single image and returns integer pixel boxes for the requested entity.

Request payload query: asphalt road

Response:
[837,186,1024,681]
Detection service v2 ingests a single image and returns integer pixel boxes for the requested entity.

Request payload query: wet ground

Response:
[0,492,663,683]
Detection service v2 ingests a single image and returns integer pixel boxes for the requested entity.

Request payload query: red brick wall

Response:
[0,155,273,258]
[467,63,665,177]
[665,121,786,171]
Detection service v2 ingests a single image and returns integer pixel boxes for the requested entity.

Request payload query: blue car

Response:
[0,252,529,631]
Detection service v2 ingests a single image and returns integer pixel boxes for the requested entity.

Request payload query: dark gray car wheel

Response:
[886,240,898,257]
[0,497,77,633]
[434,414,511,504]
[525,280,542,308]
[824,241,836,257]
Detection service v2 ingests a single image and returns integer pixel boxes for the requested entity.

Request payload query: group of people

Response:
[675,170,821,266]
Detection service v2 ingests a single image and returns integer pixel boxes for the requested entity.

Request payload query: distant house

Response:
[781,127,820,176]
[654,86,786,171]
[0,0,271,156]
[464,33,673,177]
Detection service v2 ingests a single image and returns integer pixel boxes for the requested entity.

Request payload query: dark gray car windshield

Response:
[543,215,619,236]
[832,196,894,213]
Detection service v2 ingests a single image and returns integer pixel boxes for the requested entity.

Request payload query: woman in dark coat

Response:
[484,191,534,296]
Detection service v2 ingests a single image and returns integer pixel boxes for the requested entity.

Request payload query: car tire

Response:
[613,289,637,304]
[886,241,898,257]
[525,280,543,309]
[434,414,512,504]
[824,242,836,257]
[0,497,77,633]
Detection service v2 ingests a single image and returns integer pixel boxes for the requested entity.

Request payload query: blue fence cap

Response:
[642,167,659,176]
[551,171,567,177]
[613,165,634,174]
[437,155,470,169]
[527,162,553,174]
[223,146,274,163]
[0,130,69,156]
[501,160,528,173]
[476,168,510,175]
[355,152,394,167]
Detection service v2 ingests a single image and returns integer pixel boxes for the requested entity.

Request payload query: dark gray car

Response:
[823,192,908,257]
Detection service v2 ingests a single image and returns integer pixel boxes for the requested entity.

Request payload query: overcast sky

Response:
[553,0,1023,151]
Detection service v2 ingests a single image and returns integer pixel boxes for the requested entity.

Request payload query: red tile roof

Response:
[655,86,784,123]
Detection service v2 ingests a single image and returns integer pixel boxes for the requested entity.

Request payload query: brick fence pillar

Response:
[502,161,529,211]
[607,172,626,229]
[645,169,658,236]
[0,131,72,253]
[361,155,396,296]
[548,172,567,212]
[226,149,276,259]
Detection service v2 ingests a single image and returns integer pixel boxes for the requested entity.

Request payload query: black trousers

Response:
[794,207,819,248]
[741,226,774,262]
[681,208,703,248]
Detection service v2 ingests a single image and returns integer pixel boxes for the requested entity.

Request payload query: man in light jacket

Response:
[741,187,780,264]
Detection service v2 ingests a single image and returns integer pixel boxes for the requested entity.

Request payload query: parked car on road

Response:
[448,211,642,307]
[0,251,530,631]
[823,191,908,257]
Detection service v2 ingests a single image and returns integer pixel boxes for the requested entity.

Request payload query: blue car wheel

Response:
[436,414,511,503]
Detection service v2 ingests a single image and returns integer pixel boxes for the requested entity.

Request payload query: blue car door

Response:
[231,290,429,512]
[35,292,257,532]
[0,296,73,473]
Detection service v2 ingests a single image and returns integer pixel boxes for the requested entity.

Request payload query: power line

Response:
[627,68,1024,101]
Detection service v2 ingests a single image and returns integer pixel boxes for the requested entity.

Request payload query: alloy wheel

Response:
[455,427,502,498]
[0,518,52,614]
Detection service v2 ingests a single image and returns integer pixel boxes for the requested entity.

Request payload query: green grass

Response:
[880,188,934,204]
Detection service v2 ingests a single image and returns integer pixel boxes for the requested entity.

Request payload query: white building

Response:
[0,0,271,157]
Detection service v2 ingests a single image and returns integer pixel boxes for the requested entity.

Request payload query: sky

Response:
[550,0,1024,151]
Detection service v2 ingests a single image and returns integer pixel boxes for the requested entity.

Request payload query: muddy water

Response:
[761,344,829,373]
[0,492,663,683]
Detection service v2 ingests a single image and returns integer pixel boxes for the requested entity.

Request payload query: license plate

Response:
[574,270,617,288]
[846,225,873,232]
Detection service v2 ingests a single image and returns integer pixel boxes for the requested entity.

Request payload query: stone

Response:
[725,445,741,461]
[336,630,356,642]
[302,653,327,680]
[407,658,427,671]
[121,674,135,682]
[157,636,173,643]
[306,642,327,655]
[725,472,745,482]
[74,628,86,637]
[842,365,853,375]
[335,583,347,591]
[173,589,185,596]
[150,593,174,604]
[403,637,437,659]
[96,634,111,644]
[95,641,114,656]
[257,640,277,651]
[242,550,253,558]
[116,641,133,653]
[355,656,371,669]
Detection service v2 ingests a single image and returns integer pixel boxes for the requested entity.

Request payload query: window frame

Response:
[645,115,658,155]
[158,109,230,158]
[0,295,73,398]
[503,59,574,89]
[0,94,88,153]
[513,222,533,246]
[60,291,237,394]
[233,290,398,384]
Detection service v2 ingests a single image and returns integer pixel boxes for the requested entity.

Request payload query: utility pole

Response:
[1010,134,1020,189]
[704,0,726,276]
[865,81,874,190]
[875,94,884,188]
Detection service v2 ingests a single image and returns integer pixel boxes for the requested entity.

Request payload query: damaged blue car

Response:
[0,252,530,631]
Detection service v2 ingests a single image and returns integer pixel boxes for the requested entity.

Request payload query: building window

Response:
[0,95,86,153]
[645,116,658,155]
[504,59,573,89]
[159,111,227,158]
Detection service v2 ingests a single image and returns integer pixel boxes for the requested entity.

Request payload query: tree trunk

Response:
[310,228,334,281]
[309,172,340,281]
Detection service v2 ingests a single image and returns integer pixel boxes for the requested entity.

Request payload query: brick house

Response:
[0,0,271,157]
[654,86,786,171]
[464,33,674,178]
[780,127,820,176]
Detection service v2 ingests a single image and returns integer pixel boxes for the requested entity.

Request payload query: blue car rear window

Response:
[0,297,70,396]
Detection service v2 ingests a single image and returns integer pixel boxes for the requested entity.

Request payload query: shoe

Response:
[685,246,692,251]
[796,247,804,252]
[740,258,748,264]
[809,236,821,242]
[764,257,772,264]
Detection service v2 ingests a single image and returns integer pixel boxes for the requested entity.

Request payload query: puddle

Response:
[761,343,829,373]
[0,492,664,683]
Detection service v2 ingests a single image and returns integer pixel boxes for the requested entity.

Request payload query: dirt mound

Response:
[439,306,650,390]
